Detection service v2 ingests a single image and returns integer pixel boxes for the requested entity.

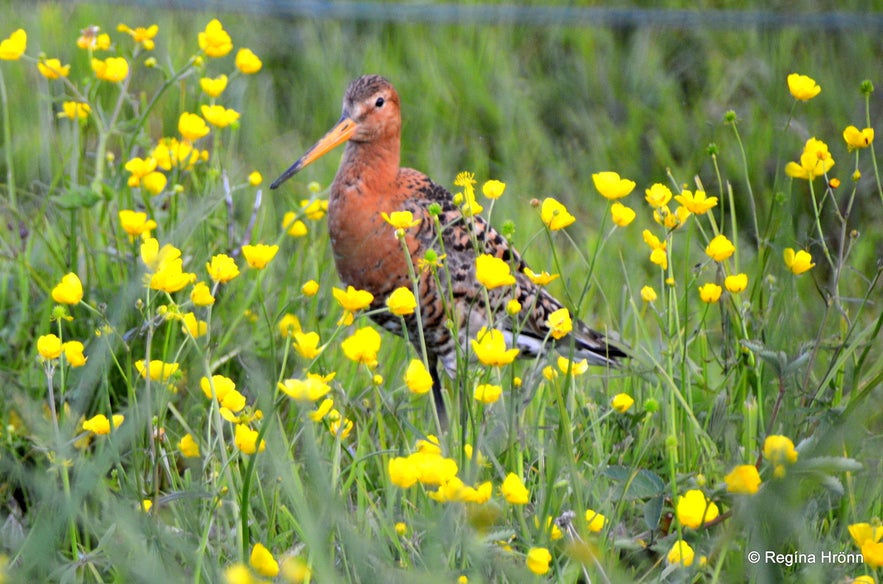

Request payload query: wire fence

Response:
[94,1,883,31]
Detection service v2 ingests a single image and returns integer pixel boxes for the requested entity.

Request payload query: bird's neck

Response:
[335,138,401,196]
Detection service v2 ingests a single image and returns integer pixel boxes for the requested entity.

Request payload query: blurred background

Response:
[6,1,883,260]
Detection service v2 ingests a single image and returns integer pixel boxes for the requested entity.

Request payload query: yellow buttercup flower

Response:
[76,27,111,51]
[674,189,717,214]
[223,564,251,584]
[117,23,159,50]
[281,557,312,583]
[557,356,588,376]
[523,267,559,285]
[698,282,722,303]
[611,392,634,413]
[592,171,636,200]
[152,137,203,170]
[250,543,279,577]
[388,456,420,488]
[178,112,210,141]
[843,125,874,151]
[241,244,279,269]
[340,326,382,368]
[293,331,322,359]
[724,273,748,293]
[37,58,70,79]
[206,253,240,283]
[783,248,815,275]
[37,334,63,360]
[142,171,167,195]
[650,247,668,270]
[475,254,515,289]
[63,341,87,367]
[414,451,458,486]
[787,72,821,101]
[482,179,506,199]
[501,472,529,504]
[667,539,695,567]
[282,212,308,237]
[190,282,215,306]
[454,171,477,191]
[644,183,673,208]
[199,74,228,97]
[235,48,263,74]
[585,509,607,532]
[124,156,158,186]
[149,257,196,293]
[643,230,670,269]
[610,202,636,226]
[59,101,91,121]
[546,307,572,340]
[380,210,420,230]
[416,435,441,455]
[724,464,761,495]
[181,312,207,338]
[676,489,719,528]
[82,414,124,435]
[234,423,265,455]
[525,547,552,575]
[473,383,502,404]
[248,171,262,186]
[333,285,374,325]
[198,19,233,58]
[135,359,179,381]
[91,57,129,82]
[470,327,519,366]
[200,104,240,128]
[0,29,26,60]
[51,272,83,305]
[763,434,798,465]
[640,285,657,302]
[309,398,334,422]
[278,373,333,402]
[201,375,246,411]
[785,137,835,180]
[848,523,883,548]
[302,279,319,296]
[178,433,200,458]
[386,287,417,315]
[118,210,157,239]
[705,234,736,262]
[862,539,883,568]
[403,359,433,395]
[540,197,575,230]
[140,238,180,273]
[300,198,328,220]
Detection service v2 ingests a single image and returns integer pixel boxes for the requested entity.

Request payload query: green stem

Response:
[0,68,16,211]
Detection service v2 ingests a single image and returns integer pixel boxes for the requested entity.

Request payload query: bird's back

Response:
[366,168,625,377]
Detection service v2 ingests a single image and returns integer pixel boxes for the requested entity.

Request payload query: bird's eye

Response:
[375,97,385,108]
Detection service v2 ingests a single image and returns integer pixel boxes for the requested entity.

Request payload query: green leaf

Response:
[602,465,666,500]
[800,456,863,474]
[643,495,664,531]
[52,186,101,210]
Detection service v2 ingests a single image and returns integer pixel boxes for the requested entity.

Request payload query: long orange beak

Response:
[270,115,358,189]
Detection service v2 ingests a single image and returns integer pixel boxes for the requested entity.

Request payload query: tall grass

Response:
[0,4,881,583]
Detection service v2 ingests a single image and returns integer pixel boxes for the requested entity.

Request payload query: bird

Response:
[270,74,625,422]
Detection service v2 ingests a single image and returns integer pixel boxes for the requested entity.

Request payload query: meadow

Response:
[0,2,882,582]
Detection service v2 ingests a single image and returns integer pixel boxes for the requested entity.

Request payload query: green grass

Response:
[1,4,882,583]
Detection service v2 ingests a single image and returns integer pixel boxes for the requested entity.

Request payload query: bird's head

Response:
[270,75,401,189]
